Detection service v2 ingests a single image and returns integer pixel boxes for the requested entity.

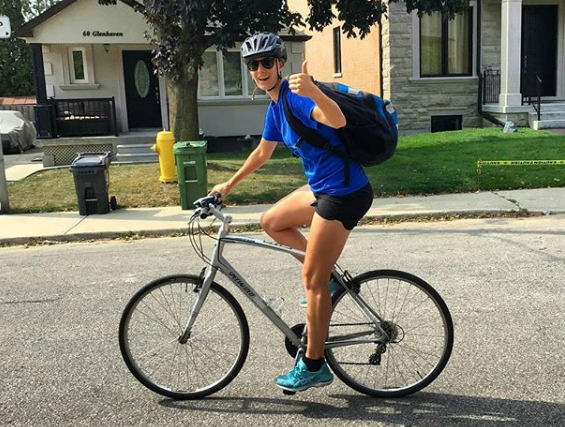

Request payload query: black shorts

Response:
[311,183,373,231]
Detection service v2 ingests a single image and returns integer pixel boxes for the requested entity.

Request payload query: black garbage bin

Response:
[70,152,116,215]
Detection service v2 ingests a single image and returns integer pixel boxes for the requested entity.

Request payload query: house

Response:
[15,0,309,165]
[288,0,565,133]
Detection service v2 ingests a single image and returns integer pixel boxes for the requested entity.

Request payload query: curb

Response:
[0,209,557,247]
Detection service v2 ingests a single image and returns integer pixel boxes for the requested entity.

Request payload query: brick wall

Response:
[287,0,381,95]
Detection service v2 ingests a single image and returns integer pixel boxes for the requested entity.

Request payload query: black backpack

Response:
[282,81,398,184]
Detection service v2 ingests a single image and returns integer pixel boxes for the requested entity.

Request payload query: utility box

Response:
[173,141,207,210]
[70,152,116,215]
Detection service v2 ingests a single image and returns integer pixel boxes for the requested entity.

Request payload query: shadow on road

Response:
[160,392,564,426]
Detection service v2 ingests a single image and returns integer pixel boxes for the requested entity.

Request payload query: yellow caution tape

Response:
[476,160,565,189]
[478,160,565,166]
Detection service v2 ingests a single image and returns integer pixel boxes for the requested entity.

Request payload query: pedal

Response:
[282,390,296,396]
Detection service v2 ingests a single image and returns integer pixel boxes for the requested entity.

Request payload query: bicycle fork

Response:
[178,265,218,344]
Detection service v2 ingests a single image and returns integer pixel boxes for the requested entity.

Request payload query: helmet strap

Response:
[266,61,283,92]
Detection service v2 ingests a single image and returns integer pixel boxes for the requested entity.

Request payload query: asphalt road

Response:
[1,215,564,427]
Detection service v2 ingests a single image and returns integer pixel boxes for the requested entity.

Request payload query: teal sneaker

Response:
[299,277,341,308]
[275,358,334,392]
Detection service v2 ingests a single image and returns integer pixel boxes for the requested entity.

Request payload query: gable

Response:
[16,0,147,44]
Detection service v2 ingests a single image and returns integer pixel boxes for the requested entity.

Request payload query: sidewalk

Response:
[3,147,44,181]
[1,187,564,245]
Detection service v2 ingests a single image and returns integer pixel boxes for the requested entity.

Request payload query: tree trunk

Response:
[170,59,200,142]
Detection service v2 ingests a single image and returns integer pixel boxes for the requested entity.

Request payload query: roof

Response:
[15,0,141,38]
[0,97,36,106]
[15,0,310,41]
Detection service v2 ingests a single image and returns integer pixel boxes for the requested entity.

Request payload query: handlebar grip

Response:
[193,193,222,208]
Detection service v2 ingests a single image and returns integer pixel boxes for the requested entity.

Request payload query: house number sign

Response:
[82,30,124,37]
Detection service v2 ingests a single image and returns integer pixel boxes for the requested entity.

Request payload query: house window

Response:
[200,52,220,97]
[420,9,472,77]
[199,49,265,99]
[223,52,243,96]
[333,27,342,74]
[431,115,462,132]
[69,47,88,83]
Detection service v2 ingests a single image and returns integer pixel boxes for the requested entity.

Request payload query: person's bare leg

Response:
[261,184,315,262]
[302,214,350,360]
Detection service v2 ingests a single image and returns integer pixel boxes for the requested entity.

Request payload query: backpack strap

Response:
[282,85,351,185]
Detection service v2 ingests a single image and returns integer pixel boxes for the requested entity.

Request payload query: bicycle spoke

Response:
[136,337,178,363]
[133,304,179,339]
[155,287,183,331]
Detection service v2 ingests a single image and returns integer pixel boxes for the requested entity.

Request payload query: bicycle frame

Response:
[183,204,388,351]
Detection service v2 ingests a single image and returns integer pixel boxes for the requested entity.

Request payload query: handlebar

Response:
[192,193,224,220]
[194,193,222,209]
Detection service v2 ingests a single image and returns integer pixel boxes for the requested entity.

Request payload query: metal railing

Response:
[482,69,500,104]
[522,72,542,122]
[52,97,118,137]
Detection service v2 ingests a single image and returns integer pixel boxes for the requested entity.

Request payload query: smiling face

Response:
[248,57,284,92]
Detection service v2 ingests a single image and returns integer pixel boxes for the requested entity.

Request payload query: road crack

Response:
[492,192,525,211]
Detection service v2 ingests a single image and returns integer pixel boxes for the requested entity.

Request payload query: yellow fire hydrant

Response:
[151,131,177,183]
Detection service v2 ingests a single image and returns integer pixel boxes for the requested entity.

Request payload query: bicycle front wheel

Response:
[119,275,250,399]
[326,270,454,397]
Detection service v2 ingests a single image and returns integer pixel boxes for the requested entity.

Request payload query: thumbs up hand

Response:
[288,60,317,98]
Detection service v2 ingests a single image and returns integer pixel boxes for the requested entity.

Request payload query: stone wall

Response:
[383,1,481,132]
[484,112,529,127]
[482,1,501,70]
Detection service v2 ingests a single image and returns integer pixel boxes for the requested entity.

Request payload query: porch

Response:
[480,0,565,129]
[37,130,158,167]
[481,69,565,129]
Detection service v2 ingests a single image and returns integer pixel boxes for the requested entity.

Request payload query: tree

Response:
[0,0,35,96]
[99,0,469,141]
[0,0,61,97]
[20,0,61,20]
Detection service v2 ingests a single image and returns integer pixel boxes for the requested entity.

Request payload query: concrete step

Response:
[529,111,565,121]
[531,119,565,130]
[117,143,154,155]
[530,103,565,113]
[116,131,157,146]
[116,153,158,163]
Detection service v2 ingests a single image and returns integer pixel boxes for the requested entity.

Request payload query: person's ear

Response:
[277,59,285,78]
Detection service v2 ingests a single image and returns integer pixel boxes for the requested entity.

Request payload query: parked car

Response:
[0,110,36,154]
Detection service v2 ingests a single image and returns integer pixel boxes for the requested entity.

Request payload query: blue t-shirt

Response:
[262,80,368,196]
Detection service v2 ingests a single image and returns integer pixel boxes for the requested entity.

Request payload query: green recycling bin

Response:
[173,141,208,210]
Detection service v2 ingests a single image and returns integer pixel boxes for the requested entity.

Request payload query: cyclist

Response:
[210,32,373,393]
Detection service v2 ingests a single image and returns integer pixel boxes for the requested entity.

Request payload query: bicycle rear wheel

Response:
[119,275,250,399]
[326,270,453,397]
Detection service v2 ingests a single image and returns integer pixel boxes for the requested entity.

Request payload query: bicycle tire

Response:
[326,270,454,398]
[119,274,250,400]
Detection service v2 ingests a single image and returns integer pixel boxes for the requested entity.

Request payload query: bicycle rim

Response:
[119,275,250,399]
[326,270,454,397]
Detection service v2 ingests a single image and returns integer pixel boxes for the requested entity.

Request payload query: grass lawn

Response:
[7,127,565,213]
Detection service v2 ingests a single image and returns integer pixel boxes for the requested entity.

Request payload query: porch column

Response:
[30,44,47,103]
[499,0,523,107]
[30,43,57,138]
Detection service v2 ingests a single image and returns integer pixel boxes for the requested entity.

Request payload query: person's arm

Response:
[288,61,346,129]
[210,138,278,199]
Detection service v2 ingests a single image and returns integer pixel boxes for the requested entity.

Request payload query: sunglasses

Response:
[246,57,277,71]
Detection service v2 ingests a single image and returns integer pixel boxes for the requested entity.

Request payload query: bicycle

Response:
[119,194,454,399]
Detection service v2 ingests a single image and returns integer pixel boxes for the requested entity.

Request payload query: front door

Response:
[122,51,162,128]
[521,5,558,97]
